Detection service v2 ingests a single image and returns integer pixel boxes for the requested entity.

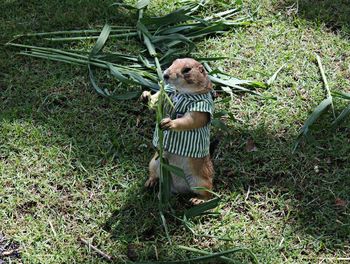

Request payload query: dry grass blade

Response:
[79,237,113,262]
[267,64,285,86]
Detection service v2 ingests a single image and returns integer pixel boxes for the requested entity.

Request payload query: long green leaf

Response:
[45,32,138,41]
[152,34,196,52]
[133,246,257,264]
[203,8,239,21]
[293,97,332,152]
[267,64,285,86]
[88,24,112,96]
[141,8,193,27]
[177,245,243,264]
[159,211,172,245]
[137,21,157,56]
[187,23,228,38]
[157,24,199,35]
[331,104,350,129]
[8,0,261,100]
[209,75,261,95]
[184,197,221,219]
[160,162,185,178]
[136,0,150,9]
[190,187,221,197]
[88,65,107,96]
[212,118,228,131]
[332,91,350,100]
[178,245,258,264]
[14,28,133,37]
[108,64,131,84]
[129,72,159,91]
[90,24,111,56]
[136,21,152,39]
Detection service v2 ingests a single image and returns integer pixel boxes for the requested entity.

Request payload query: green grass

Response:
[1,0,350,263]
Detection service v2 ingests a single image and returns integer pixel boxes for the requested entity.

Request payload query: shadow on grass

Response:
[276,0,350,35]
[1,0,350,262]
[0,0,135,40]
[214,125,350,248]
[2,58,349,261]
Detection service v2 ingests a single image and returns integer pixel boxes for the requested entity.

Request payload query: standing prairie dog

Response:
[142,58,214,204]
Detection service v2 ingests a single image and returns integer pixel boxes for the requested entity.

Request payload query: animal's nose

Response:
[163,73,169,80]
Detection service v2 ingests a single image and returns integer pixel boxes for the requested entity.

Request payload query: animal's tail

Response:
[209,137,220,157]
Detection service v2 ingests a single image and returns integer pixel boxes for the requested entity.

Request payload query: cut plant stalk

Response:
[154,81,174,245]
[7,0,264,99]
[14,26,134,37]
[45,33,138,42]
[138,3,172,211]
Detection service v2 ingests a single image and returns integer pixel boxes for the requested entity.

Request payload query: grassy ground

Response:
[1,0,350,263]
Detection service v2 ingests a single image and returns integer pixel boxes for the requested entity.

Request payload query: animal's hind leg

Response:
[190,178,213,205]
[145,152,159,188]
[189,156,214,205]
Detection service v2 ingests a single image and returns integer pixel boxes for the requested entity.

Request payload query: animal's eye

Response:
[182,67,191,74]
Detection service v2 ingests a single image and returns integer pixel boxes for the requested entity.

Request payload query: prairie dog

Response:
[143,58,214,204]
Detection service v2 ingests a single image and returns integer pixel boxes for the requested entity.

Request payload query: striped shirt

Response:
[153,85,214,158]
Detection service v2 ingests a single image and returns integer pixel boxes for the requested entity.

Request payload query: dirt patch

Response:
[0,233,21,263]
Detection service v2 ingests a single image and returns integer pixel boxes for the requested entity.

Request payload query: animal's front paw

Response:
[140,91,151,103]
[160,117,177,130]
[189,198,206,205]
[145,177,158,188]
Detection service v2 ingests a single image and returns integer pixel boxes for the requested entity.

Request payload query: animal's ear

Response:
[198,64,205,74]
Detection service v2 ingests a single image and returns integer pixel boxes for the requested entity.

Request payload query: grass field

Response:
[1,0,350,263]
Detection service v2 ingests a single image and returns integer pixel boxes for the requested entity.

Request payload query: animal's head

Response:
[163,58,212,94]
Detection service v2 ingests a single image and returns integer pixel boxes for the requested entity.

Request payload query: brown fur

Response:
[143,58,214,204]
[164,58,212,94]
[189,156,214,200]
